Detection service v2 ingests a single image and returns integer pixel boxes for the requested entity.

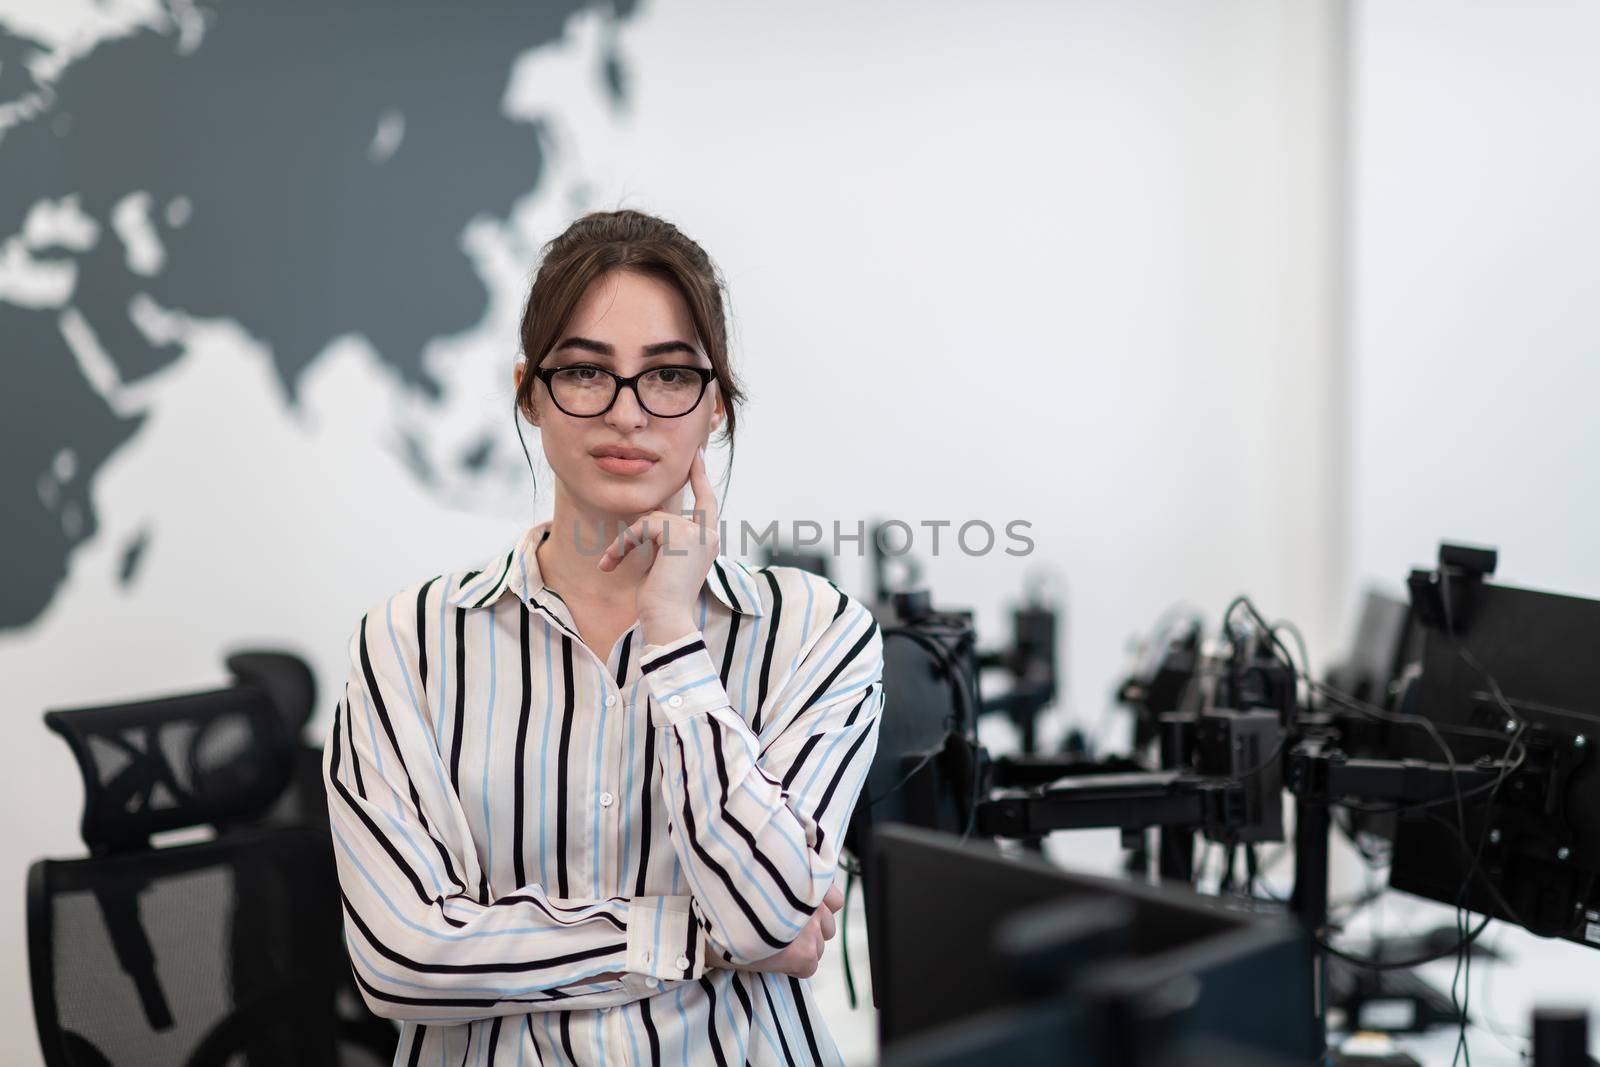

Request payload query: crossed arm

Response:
[323,586,883,1024]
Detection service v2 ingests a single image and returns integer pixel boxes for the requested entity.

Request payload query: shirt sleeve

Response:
[323,596,706,1024]
[637,584,885,965]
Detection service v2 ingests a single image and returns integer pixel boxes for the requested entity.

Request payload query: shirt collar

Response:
[443,519,766,618]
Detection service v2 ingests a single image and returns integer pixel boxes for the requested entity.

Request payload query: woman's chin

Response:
[580,483,666,519]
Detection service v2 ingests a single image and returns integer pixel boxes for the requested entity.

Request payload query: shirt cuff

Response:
[624,895,708,984]
[639,629,726,728]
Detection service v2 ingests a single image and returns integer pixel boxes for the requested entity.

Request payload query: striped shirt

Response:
[322,518,886,1066]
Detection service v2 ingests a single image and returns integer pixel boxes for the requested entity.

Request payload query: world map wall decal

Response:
[0,0,639,631]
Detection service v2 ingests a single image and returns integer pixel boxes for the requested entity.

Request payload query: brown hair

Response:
[513,208,745,497]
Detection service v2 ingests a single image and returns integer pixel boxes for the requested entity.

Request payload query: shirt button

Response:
[605,694,617,707]
[646,977,660,988]
[668,695,684,709]
[600,791,614,808]
[675,955,690,971]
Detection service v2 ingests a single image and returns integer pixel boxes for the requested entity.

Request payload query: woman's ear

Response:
[514,362,538,425]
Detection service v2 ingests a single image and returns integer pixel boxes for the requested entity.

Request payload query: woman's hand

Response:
[596,445,720,645]
[708,882,845,980]
[594,882,842,986]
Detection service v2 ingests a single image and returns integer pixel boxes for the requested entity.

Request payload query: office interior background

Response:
[2,0,1597,1063]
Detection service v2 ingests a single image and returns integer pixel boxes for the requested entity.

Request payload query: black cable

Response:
[1328,881,1387,923]
[1470,925,1532,1061]
[1226,595,1526,822]
[1317,910,1493,971]
[882,625,979,732]
[865,747,944,809]
[1437,564,1518,1067]
[1220,591,1525,1018]
[1216,733,1289,785]
[1409,792,1532,901]
[840,862,857,1009]
[1273,618,1312,695]
[1293,744,1527,817]
[1223,578,1523,1064]
[1308,675,1521,745]
[869,624,978,827]
[896,626,984,844]
[957,757,982,846]
[1220,597,1305,728]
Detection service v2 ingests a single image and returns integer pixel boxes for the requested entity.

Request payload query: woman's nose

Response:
[605,381,649,429]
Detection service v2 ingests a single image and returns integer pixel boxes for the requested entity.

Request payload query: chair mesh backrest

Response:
[44,684,294,852]
[30,826,342,1067]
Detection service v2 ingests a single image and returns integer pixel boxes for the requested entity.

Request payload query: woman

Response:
[323,209,886,1066]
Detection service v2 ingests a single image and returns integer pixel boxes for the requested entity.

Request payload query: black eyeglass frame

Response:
[533,363,715,419]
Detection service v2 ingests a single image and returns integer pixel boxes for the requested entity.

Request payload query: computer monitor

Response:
[1387,574,1600,947]
[846,597,983,1009]
[871,824,1320,1065]
[1327,588,1421,711]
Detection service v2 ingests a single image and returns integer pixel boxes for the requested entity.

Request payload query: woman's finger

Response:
[795,927,823,977]
[596,512,666,571]
[823,882,845,914]
[687,445,719,532]
[819,903,837,942]
[595,517,646,572]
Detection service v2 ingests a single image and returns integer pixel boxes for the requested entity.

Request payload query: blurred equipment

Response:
[847,582,986,1009]
[976,572,1062,755]
[26,651,397,1067]
[1115,610,1204,754]
[756,537,831,578]
[1385,545,1600,945]
[976,611,1291,885]
[871,824,1319,1066]
[847,535,1600,1064]
[1317,589,1451,1037]
[1323,589,1420,712]
[1279,544,1600,1061]
[867,518,924,611]
[1533,1007,1592,1067]
[948,542,1600,1059]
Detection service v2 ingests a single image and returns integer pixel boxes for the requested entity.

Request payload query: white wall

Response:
[1348,0,1600,607]
[0,2,1345,1064]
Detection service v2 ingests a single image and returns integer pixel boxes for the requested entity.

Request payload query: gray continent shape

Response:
[0,0,635,631]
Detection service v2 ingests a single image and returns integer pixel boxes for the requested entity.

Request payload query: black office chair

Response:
[26,655,391,1067]
[223,651,396,1064]
[223,651,333,837]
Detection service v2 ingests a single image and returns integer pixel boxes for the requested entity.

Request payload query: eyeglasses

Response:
[534,363,715,419]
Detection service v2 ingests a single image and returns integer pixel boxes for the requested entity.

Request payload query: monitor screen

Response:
[1387,577,1600,947]
[871,824,1319,1063]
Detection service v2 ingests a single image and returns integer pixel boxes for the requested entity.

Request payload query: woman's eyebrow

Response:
[553,336,699,358]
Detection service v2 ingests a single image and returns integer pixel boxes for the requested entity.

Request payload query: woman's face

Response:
[517,268,723,523]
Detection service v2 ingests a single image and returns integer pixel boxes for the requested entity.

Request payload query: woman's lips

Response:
[593,454,656,476]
